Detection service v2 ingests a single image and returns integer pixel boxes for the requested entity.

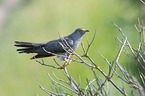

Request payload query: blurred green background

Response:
[0,0,144,96]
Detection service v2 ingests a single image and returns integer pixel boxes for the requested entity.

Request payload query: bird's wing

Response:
[15,37,74,59]
[44,37,74,54]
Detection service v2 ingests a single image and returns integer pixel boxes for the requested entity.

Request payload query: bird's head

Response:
[69,28,89,40]
[75,28,89,34]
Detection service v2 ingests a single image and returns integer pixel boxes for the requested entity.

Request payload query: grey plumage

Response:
[14,28,89,59]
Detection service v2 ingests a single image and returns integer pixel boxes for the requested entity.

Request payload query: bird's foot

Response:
[65,58,72,64]
[60,59,70,69]
[65,59,69,64]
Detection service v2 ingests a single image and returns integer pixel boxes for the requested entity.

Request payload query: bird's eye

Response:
[79,30,82,32]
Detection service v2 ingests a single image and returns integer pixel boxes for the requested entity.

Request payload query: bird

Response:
[14,28,89,60]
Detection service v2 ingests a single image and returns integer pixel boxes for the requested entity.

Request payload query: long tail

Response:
[14,41,54,59]
[14,41,39,53]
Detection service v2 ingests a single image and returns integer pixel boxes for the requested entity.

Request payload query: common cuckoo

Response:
[14,28,89,60]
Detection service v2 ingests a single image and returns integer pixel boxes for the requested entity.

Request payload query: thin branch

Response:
[84,78,96,93]
[63,67,81,93]
[35,59,62,69]
[140,0,145,4]
[37,80,58,95]
[137,58,145,70]
[81,43,86,52]
[109,79,127,96]
[116,37,127,63]
[116,37,135,60]
[48,73,77,94]
[95,49,119,76]
[111,36,127,78]
[42,47,67,57]
[86,29,96,53]
[112,23,136,57]
[138,69,145,87]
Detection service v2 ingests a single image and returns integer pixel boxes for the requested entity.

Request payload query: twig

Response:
[111,36,127,78]
[138,69,145,87]
[86,29,96,53]
[112,23,136,57]
[84,78,96,93]
[37,80,58,95]
[42,47,67,57]
[95,49,119,76]
[140,0,145,4]
[48,73,77,94]
[116,37,135,60]
[35,59,62,69]
[63,67,83,95]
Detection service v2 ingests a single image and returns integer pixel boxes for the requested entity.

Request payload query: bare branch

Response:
[140,0,145,4]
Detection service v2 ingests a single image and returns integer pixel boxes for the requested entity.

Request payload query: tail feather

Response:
[14,44,34,47]
[14,41,34,47]
[17,48,33,51]
[14,41,33,45]
[14,41,36,54]
[14,41,51,59]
